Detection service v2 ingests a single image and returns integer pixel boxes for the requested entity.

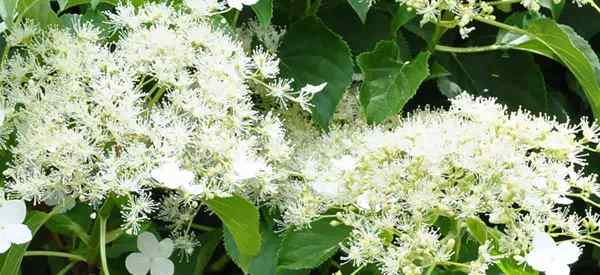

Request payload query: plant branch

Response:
[487,0,521,5]
[56,261,79,275]
[99,216,111,275]
[434,44,505,53]
[24,251,87,262]
[473,16,530,36]
[568,193,600,209]
[190,223,217,231]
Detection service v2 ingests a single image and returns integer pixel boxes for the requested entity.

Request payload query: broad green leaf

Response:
[0,211,51,275]
[251,0,273,27]
[436,51,549,113]
[390,4,416,35]
[46,214,91,245]
[226,218,309,275]
[223,226,254,273]
[248,221,281,275]
[58,0,119,12]
[91,0,100,9]
[279,16,353,130]
[558,0,600,39]
[176,229,222,274]
[17,0,61,27]
[427,61,451,80]
[496,12,557,61]
[277,217,352,270]
[320,4,394,56]
[205,195,261,256]
[347,0,370,23]
[524,19,600,119]
[496,259,539,275]
[0,0,17,27]
[465,217,488,244]
[357,40,430,123]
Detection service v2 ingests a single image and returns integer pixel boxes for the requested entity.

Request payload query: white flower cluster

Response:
[0,3,306,237]
[279,94,600,275]
[396,0,594,38]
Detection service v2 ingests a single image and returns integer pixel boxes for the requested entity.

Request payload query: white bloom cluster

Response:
[396,0,593,38]
[0,3,300,237]
[280,94,600,275]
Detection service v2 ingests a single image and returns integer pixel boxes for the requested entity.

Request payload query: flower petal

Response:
[531,231,555,250]
[0,200,27,225]
[227,0,243,10]
[526,249,549,272]
[125,252,151,275]
[5,224,32,244]
[241,0,259,5]
[557,241,581,264]
[545,262,570,275]
[158,238,174,258]
[150,257,174,275]
[137,232,160,257]
[0,237,11,254]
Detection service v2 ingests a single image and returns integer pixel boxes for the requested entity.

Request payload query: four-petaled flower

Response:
[227,0,258,10]
[526,231,581,275]
[126,232,175,275]
[0,200,32,253]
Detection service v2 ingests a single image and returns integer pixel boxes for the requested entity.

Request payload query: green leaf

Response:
[496,259,539,275]
[436,51,549,113]
[277,217,352,270]
[223,226,254,273]
[46,214,91,246]
[205,195,261,256]
[251,0,273,27]
[17,0,61,27]
[248,221,281,275]
[347,0,370,23]
[357,40,430,124]
[465,217,488,244]
[279,16,353,130]
[320,4,394,57]
[0,211,52,275]
[427,61,451,80]
[558,0,600,39]
[91,0,100,9]
[523,18,600,119]
[176,229,222,274]
[0,0,17,26]
[390,4,416,35]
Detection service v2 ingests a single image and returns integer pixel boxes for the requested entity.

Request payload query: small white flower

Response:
[227,0,258,10]
[332,155,357,172]
[151,161,195,190]
[526,231,580,275]
[230,154,267,182]
[126,232,175,275]
[0,200,32,253]
[580,117,600,143]
[310,178,342,200]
